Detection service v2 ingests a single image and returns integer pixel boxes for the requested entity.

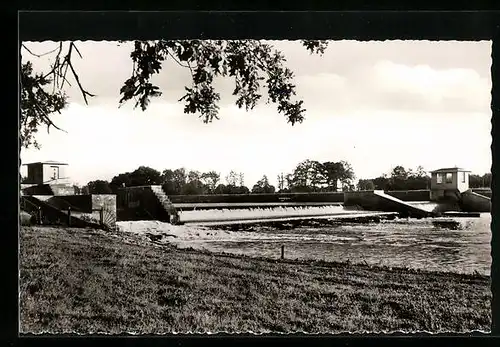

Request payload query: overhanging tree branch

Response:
[21,39,329,150]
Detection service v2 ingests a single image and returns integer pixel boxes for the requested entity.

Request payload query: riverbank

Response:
[19,226,491,334]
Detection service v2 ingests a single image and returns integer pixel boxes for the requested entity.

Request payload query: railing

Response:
[22,195,111,230]
[21,196,39,211]
[52,199,86,213]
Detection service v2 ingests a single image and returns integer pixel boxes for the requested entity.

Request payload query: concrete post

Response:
[67,206,72,226]
[281,245,285,260]
[38,207,43,225]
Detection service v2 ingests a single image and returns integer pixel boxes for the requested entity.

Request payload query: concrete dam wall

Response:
[117,188,436,224]
[24,194,117,229]
[168,192,345,205]
[344,190,434,218]
[115,186,491,225]
[461,190,491,213]
[385,190,431,202]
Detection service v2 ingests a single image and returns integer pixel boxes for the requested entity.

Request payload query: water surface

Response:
[175,213,491,275]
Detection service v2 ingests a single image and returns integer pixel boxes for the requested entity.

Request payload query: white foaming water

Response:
[406,201,441,212]
[177,205,355,223]
[116,213,491,275]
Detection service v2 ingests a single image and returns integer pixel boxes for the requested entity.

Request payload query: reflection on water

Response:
[179,213,492,275]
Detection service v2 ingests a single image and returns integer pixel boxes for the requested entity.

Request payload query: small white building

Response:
[429,167,471,201]
[22,161,70,185]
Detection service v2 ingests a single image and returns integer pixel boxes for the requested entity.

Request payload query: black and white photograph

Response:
[19,27,493,334]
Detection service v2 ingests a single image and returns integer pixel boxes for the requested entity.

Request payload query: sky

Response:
[19,40,492,188]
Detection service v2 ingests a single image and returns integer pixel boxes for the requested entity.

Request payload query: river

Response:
[175,213,492,275]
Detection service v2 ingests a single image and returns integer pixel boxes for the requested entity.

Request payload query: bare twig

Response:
[166,47,197,92]
[186,61,196,85]
[35,103,67,134]
[60,62,72,89]
[65,43,95,105]
[42,42,64,80]
[72,44,83,59]
[21,44,60,58]
[166,49,192,70]
[37,42,94,104]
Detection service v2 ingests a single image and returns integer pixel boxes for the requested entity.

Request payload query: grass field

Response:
[19,226,491,334]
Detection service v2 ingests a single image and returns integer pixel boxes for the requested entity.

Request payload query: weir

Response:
[117,186,370,225]
[116,184,490,226]
[179,205,354,224]
[21,162,490,228]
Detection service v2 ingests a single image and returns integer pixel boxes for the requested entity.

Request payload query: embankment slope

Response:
[19,226,491,334]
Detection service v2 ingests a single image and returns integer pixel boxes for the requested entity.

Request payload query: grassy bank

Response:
[19,226,491,334]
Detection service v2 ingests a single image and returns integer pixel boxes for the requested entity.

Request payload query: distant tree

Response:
[368,165,430,191]
[201,171,220,193]
[469,174,481,188]
[389,166,409,190]
[232,185,250,194]
[357,179,375,191]
[110,172,132,193]
[252,175,276,194]
[287,159,355,192]
[337,160,355,191]
[221,170,250,194]
[181,170,207,195]
[187,170,201,182]
[391,166,408,179]
[173,168,189,193]
[238,172,245,187]
[406,165,430,190]
[213,183,249,194]
[277,172,287,192]
[161,168,189,195]
[86,180,113,194]
[372,174,390,190]
[321,161,343,191]
[482,173,492,187]
[181,181,206,195]
[215,183,229,194]
[161,169,176,194]
[309,161,327,189]
[129,166,163,186]
[415,165,427,177]
[469,173,491,188]
[284,173,294,192]
[288,159,321,191]
[109,166,163,192]
[81,185,90,195]
[290,185,314,193]
[225,170,240,186]
[73,185,81,195]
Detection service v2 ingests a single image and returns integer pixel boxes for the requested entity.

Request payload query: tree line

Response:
[21,163,492,195]
[357,165,492,191]
[78,159,356,195]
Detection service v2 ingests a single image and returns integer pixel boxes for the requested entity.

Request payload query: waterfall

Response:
[177,204,355,224]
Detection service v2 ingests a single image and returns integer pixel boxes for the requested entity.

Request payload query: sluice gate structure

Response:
[117,181,491,226]
[20,162,490,229]
[20,161,117,230]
